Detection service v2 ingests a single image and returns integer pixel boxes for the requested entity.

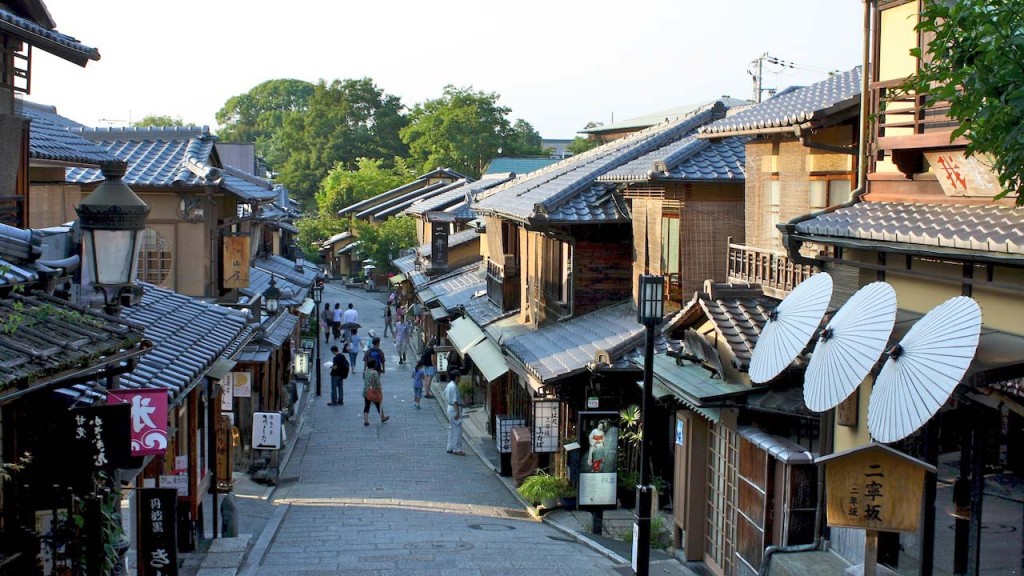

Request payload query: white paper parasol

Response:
[804,282,897,412]
[749,272,833,384]
[867,296,981,443]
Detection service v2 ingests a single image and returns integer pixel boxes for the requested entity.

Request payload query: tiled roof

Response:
[338,168,466,217]
[252,254,318,289]
[701,67,862,136]
[581,98,750,134]
[475,102,731,224]
[542,183,629,223]
[67,127,217,187]
[66,127,280,202]
[0,7,99,66]
[665,285,774,371]
[485,157,556,174]
[0,293,144,391]
[263,312,299,347]
[118,284,248,402]
[364,181,452,219]
[240,267,306,307]
[461,293,513,326]
[792,201,1024,257]
[0,222,80,286]
[599,134,748,183]
[17,101,115,166]
[428,265,486,311]
[504,301,644,383]
[404,174,514,216]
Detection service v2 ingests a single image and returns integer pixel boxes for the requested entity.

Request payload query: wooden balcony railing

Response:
[726,242,818,299]
[872,78,963,152]
[486,257,520,312]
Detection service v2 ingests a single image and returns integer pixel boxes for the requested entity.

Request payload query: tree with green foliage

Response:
[316,157,417,217]
[401,85,540,178]
[567,135,601,155]
[273,78,408,205]
[907,0,1024,205]
[353,216,417,273]
[215,79,315,165]
[132,115,186,127]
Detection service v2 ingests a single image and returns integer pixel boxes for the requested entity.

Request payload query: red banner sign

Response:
[108,389,169,456]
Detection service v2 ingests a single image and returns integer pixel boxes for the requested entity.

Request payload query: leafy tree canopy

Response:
[401,85,539,178]
[567,136,601,155]
[907,0,1024,204]
[133,115,186,127]
[353,215,418,273]
[315,157,418,217]
[296,215,347,262]
[274,78,409,205]
[214,79,314,154]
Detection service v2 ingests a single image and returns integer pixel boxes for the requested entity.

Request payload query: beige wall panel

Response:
[879,2,919,81]
[176,221,208,296]
[29,183,80,228]
[973,285,1024,336]
[834,376,873,452]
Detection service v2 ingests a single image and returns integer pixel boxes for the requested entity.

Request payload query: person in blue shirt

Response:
[411,361,425,409]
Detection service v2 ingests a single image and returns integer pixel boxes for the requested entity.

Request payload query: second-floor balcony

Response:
[726,241,818,300]
[872,79,967,157]
[486,256,520,312]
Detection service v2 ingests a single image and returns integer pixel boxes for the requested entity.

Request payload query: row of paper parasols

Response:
[749,272,981,444]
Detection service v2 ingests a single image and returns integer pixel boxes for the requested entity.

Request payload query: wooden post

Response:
[864,529,878,576]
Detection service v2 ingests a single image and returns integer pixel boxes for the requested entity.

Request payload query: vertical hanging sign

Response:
[138,487,178,576]
[223,235,250,289]
[69,403,131,476]
[531,400,559,453]
[108,389,169,456]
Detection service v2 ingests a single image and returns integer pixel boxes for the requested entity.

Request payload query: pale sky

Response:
[28,0,865,140]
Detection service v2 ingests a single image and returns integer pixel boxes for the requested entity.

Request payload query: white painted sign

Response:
[532,400,559,453]
[579,472,617,506]
[159,474,189,496]
[252,411,282,450]
[496,416,525,454]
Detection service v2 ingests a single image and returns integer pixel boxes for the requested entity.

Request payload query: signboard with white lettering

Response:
[496,415,525,454]
[69,403,131,477]
[578,411,620,509]
[531,400,559,453]
[252,411,283,450]
[108,389,168,456]
[138,488,179,576]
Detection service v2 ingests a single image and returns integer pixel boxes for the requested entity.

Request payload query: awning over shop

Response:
[636,377,722,422]
[389,274,407,285]
[737,426,815,464]
[296,297,315,316]
[235,345,272,363]
[264,313,300,347]
[467,338,510,382]
[206,357,237,381]
[446,317,486,355]
[430,306,450,320]
[417,287,438,303]
[650,354,754,421]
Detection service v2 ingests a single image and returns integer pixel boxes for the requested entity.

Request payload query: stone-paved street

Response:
[242,281,618,575]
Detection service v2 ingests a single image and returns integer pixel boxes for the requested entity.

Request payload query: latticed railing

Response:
[726,241,817,299]
[0,196,24,228]
[485,257,519,312]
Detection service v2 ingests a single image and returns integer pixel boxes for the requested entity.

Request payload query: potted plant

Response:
[516,469,563,509]
[457,377,474,405]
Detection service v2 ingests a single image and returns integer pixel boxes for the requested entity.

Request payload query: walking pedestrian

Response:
[394,316,411,364]
[382,304,394,337]
[419,344,436,398]
[364,336,386,374]
[347,329,362,372]
[362,358,389,426]
[321,303,332,343]
[332,303,344,341]
[342,302,359,325]
[444,369,464,455]
[328,345,349,406]
[411,361,424,409]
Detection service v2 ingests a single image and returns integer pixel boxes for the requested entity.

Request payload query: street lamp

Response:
[634,274,664,576]
[75,160,150,315]
[263,275,281,315]
[311,281,324,397]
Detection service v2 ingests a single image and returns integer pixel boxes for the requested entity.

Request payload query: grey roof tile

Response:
[794,201,1024,256]
[17,101,116,165]
[0,7,99,66]
[264,312,299,347]
[404,174,514,216]
[701,67,861,135]
[600,134,748,183]
[118,284,247,401]
[504,302,644,383]
[240,267,306,307]
[475,101,733,223]
[665,285,774,371]
[339,168,466,217]
[252,255,318,289]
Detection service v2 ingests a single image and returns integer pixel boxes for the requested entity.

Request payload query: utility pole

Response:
[748,53,841,103]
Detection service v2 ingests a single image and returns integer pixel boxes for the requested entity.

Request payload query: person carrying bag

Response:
[362,358,389,426]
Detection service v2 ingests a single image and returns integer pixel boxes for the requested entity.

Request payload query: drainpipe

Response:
[778,0,873,269]
[759,2,873,571]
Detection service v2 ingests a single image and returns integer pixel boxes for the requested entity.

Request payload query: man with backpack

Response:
[328,345,350,406]
[364,336,386,374]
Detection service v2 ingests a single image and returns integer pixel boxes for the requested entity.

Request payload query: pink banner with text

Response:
[108,389,169,456]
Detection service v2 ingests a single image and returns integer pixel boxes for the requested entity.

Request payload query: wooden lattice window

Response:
[137,228,172,286]
[705,424,738,576]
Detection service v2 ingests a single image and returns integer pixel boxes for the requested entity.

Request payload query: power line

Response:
[748,53,842,103]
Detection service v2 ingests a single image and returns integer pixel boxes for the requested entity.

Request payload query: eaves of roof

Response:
[599,135,748,184]
[362,181,451,220]
[0,7,99,67]
[18,101,115,166]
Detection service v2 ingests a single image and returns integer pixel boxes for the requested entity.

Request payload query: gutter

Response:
[759,3,873,572]
[777,0,873,269]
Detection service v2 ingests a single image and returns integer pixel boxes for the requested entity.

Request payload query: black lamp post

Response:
[263,275,281,315]
[75,160,150,314]
[311,281,324,397]
[634,274,664,576]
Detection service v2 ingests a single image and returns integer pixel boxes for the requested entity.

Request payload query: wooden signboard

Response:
[223,235,250,289]
[818,443,935,533]
[216,415,232,488]
[923,151,1002,198]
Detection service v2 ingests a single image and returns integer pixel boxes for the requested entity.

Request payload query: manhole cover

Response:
[405,541,474,551]
[468,523,516,531]
[500,509,531,520]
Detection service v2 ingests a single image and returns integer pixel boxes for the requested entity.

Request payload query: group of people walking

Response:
[320,293,462,453]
